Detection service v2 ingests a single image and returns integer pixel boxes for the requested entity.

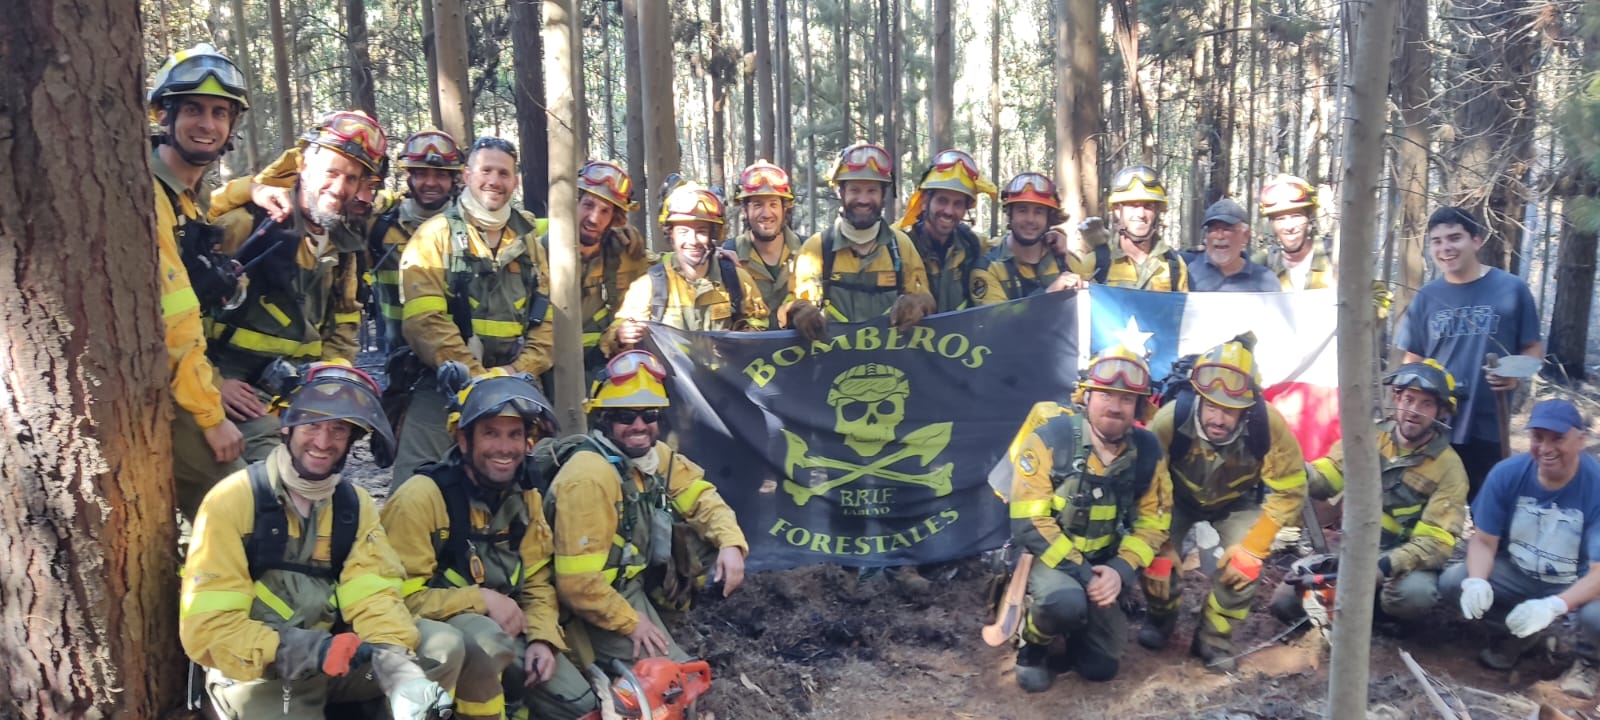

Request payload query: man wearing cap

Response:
[727,160,803,315]
[896,149,996,312]
[970,172,1085,304]
[1187,199,1279,293]
[208,111,387,463]
[1071,164,1188,292]
[785,142,933,342]
[557,160,655,372]
[1440,399,1600,698]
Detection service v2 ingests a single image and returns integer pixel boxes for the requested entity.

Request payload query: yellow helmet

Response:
[1383,359,1460,415]
[1190,333,1261,409]
[735,160,795,201]
[1080,346,1154,396]
[1259,174,1317,217]
[1106,164,1168,207]
[579,159,639,214]
[828,142,894,186]
[148,43,250,112]
[585,350,670,412]
[895,149,999,230]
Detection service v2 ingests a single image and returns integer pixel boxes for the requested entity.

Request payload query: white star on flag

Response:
[1113,316,1154,357]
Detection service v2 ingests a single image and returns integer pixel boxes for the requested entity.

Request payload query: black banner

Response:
[644,292,1080,571]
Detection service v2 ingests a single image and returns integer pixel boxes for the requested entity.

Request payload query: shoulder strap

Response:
[1170,391,1195,466]
[956,226,982,300]
[244,463,284,580]
[368,208,400,260]
[718,255,745,321]
[429,465,475,582]
[1093,244,1110,284]
[884,226,905,293]
[1164,250,1182,289]
[820,227,839,304]
[329,481,358,574]
[1129,428,1162,503]
[1245,396,1272,463]
[1002,258,1026,298]
[648,262,669,322]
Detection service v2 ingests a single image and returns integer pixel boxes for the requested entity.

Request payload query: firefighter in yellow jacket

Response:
[603,182,768,354]
[1270,360,1467,624]
[394,137,556,487]
[727,160,803,315]
[897,149,995,312]
[1254,174,1334,291]
[368,130,465,352]
[146,43,250,518]
[383,368,599,720]
[549,351,748,666]
[1071,164,1188,291]
[179,362,459,719]
[1138,333,1306,671]
[561,160,654,371]
[207,111,385,463]
[1006,347,1173,691]
[971,172,1086,305]
[783,142,934,342]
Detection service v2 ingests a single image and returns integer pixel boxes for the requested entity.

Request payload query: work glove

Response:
[1506,595,1568,638]
[1076,217,1111,251]
[1377,554,1394,579]
[1143,557,1175,601]
[1217,544,1264,592]
[371,645,453,720]
[1459,577,1494,620]
[274,628,373,681]
[1371,281,1395,320]
[888,292,936,331]
[780,300,827,343]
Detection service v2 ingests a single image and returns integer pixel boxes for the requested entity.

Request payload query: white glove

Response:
[1506,595,1569,638]
[389,678,453,720]
[1459,577,1494,620]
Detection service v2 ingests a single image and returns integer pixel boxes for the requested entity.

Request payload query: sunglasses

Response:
[1109,165,1161,194]
[1088,357,1152,393]
[609,408,662,425]
[1192,363,1254,397]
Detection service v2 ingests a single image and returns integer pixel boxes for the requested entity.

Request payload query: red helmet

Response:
[735,160,795,201]
[1259,174,1316,216]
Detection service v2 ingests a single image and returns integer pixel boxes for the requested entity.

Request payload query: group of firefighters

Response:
[146,39,1590,718]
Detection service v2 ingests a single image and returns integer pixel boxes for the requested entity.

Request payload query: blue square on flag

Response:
[1086,285,1185,372]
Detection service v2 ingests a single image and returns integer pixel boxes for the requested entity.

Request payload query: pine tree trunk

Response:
[742,0,758,166]
[1,2,182,715]
[1389,0,1430,361]
[602,0,617,156]
[1110,0,1153,164]
[988,0,1001,238]
[775,0,793,169]
[434,0,473,142]
[709,0,729,188]
[347,0,378,117]
[227,0,262,171]
[543,0,587,426]
[755,0,776,161]
[1054,0,1101,223]
[930,0,953,153]
[269,0,295,147]
[639,0,682,251]
[422,0,443,128]
[622,0,648,232]
[801,0,818,232]
[512,0,549,215]
[1547,4,1600,383]
[877,0,896,218]
[838,0,851,146]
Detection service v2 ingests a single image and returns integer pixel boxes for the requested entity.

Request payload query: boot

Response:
[1478,631,1543,671]
[1191,631,1236,673]
[1014,642,1055,693]
[1559,658,1600,700]
[1138,611,1177,650]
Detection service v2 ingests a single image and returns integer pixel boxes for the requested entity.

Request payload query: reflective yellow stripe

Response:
[376,270,401,284]
[1073,534,1115,553]
[554,552,608,575]
[623,561,646,579]
[210,324,322,357]
[472,318,523,338]
[543,305,554,322]
[1088,505,1118,521]
[526,557,551,577]
[1120,535,1156,566]
[180,589,253,617]
[1390,503,1422,520]
[381,304,405,320]
[747,316,770,330]
[401,576,429,597]
[1263,469,1307,491]
[260,300,291,326]
[1381,513,1404,535]
[672,479,715,516]
[1412,521,1457,547]
[403,295,450,319]
[162,287,201,318]
[1009,499,1053,519]
[444,568,471,588]
[454,694,506,716]
[602,567,620,583]
[510,561,524,587]
[336,575,402,608]
[333,311,361,324]
[1204,593,1248,633]
[514,296,529,310]
[583,331,601,348]
[1312,458,1342,493]
[254,581,296,620]
[1050,495,1068,511]
[591,307,610,322]
[1133,512,1169,530]
[1040,536,1075,567]
[823,303,848,322]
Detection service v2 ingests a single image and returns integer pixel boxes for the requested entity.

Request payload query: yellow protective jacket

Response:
[600,252,769,355]
[1069,235,1189,292]
[1254,241,1334,291]
[368,198,446,346]
[791,220,931,323]
[152,149,227,430]
[1308,423,1466,574]
[549,440,747,635]
[380,460,565,651]
[1147,398,1307,555]
[1008,409,1172,579]
[561,225,654,356]
[179,454,417,681]
[969,240,1071,306]
[728,227,802,315]
[400,204,555,376]
[908,221,990,313]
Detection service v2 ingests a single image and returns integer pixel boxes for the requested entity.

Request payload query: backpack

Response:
[1165,388,1272,467]
[419,459,530,595]
[1090,244,1182,288]
[647,255,744,324]
[1033,414,1163,531]
[442,209,546,342]
[159,183,241,316]
[819,224,905,304]
[243,463,359,582]
[531,434,632,509]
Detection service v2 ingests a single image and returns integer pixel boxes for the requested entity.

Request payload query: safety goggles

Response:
[1109,165,1161,194]
[304,362,382,396]
[838,144,893,174]
[1384,366,1450,394]
[609,408,663,425]
[602,351,667,386]
[1191,363,1254,398]
[400,132,461,166]
[928,150,981,181]
[166,54,249,98]
[1004,173,1057,197]
[1087,356,1152,394]
[311,112,387,167]
[739,164,791,195]
[580,161,632,198]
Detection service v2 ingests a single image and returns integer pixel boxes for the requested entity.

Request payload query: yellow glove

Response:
[1372,281,1395,320]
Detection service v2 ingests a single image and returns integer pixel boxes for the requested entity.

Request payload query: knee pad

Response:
[1031,585,1089,637]
[1074,651,1120,682]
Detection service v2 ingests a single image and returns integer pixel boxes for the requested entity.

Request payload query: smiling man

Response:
[1440,399,1600,698]
[897,149,996,312]
[970,172,1086,304]
[365,131,465,353]
[1254,174,1335,291]
[1073,164,1188,291]
[1187,198,1279,293]
[393,137,556,487]
[1396,206,1542,500]
[726,160,803,316]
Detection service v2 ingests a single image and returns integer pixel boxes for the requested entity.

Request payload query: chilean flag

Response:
[1080,286,1342,460]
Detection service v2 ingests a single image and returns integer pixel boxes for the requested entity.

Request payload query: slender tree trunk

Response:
[1389,0,1430,362]
[544,0,586,426]
[755,0,776,161]
[709,0,729,188]
[1054,0,1101,223]
[802,0,818,232]
[838,0,851,144]
[639,0,682,250]
[292,0,313,130]
[269,0,295,147]
[512,0,548,215]
[602,0,617,156]
[1547,4,1600,382]
[346,0,378,117]
[1,2,180,715]
[622,0,648,231]
[1110,0,1154,163]
[775,0,793,169]
[228,0,262,171]
[742,0,757,165]
[434,0,473,142]
[422,0,443,128]
[1327,1,1398,716]
[989,0,1001,237]
[930,0,953,153]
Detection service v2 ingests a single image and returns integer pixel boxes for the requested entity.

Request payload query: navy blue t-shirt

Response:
[1473,453,1600,585]
[1395,268,1540,444]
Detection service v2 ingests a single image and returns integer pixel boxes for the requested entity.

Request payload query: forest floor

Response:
[336,344,1600,719]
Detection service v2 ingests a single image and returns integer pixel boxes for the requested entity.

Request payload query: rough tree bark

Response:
[879,0,898,218]
[775,0,794,169]
[1389,0,1430,363]
[838,0,851,146]
[989,0,1001,238]
[511,0,549,215]
[1111,0,1154,163]
[434,0,473,142]
[228,0,263,171]
[709,0,729,188]
[930,0,953,154]
[755,0,776,161]
[543,0,586,426]
[422,0,443,128]
[639,0,682,251]
[346,0,378,117]
[1326,1,1398,717]
[1547,3,1600,383]
[269,0,295,147]
[1054,0,1101,224]
[1,1,182,716]
[622,0,648,232]
[802,0,818,231]
[742,0,758,165]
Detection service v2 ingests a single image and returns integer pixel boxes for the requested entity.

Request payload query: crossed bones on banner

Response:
[779,424,956,506]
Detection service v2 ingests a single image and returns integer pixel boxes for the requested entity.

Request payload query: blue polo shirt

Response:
[1187,256,1281,292]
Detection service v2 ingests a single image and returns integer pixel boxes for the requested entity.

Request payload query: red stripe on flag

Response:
[1264,381,1342,460]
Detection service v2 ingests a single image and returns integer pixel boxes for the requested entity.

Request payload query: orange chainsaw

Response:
[579,658,713,720]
